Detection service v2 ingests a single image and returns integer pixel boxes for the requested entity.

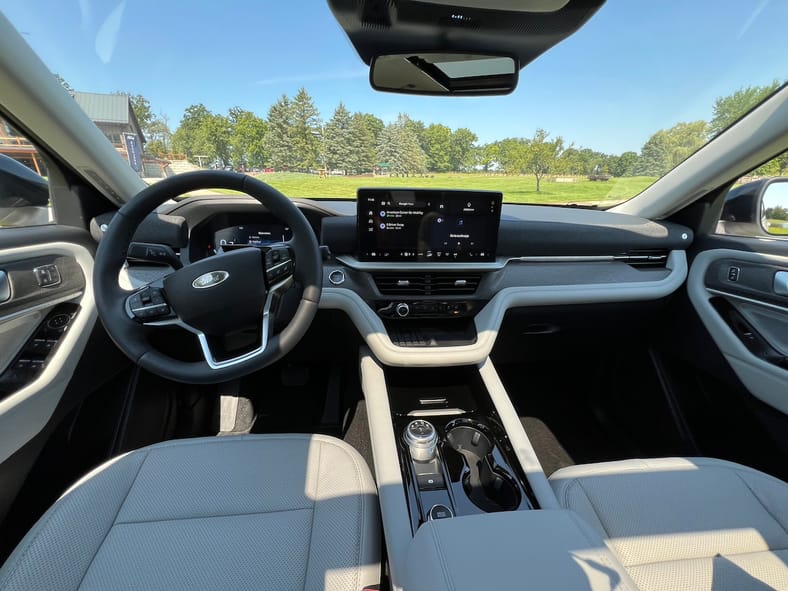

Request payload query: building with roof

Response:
[72,91,146,174]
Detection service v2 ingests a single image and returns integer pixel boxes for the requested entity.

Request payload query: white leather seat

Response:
[550,457,788,591]
[0,434,380,591]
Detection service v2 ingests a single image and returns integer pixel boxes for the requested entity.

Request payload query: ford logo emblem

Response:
[192,271,229,289]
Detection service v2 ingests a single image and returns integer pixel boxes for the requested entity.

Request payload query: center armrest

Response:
[403,510,636,591]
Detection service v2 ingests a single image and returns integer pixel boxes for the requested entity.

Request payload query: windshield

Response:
[2,1,787,207]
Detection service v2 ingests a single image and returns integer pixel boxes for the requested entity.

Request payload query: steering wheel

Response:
[94,171,322,384]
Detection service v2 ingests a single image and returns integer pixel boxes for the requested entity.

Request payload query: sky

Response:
[2,0,786,154]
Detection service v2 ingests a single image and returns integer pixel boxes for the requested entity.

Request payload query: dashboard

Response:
[107,190,694,367]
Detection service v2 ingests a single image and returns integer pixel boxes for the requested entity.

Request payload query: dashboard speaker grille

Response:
[373,273,482,295]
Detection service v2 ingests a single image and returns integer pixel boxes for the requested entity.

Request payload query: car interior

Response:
[0,1,787,590]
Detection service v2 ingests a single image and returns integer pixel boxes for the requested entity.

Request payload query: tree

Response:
[348,113,380,174]
[449,128,478,172]
[665,121,707,167]
[526,129,564,192]
[290,87,321,171]
[324,102,353,173]
[496,138,529,175]
[636,121,707,177]
[377,115,427,176]
[172,103,211,162]
[263,95,294,170]
[611,151,639,177]
[709,81,781,137]
[637,130,671,176]
[228,107,267,168]
[422,124,453,172]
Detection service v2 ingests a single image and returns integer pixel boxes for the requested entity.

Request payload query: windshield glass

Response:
[2,1,787,207]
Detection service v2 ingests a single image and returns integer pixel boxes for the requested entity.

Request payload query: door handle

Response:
[775,271,788,297]
[0,270,10,303]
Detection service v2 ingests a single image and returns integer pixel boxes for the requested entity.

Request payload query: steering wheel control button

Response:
[33,264,61,288]
[428,504,454,521]
[328,269,345,285]
[129,287,171,320]
[404,419,438,462]
[727,266,741,282]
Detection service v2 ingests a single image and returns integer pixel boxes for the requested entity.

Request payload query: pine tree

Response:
[324,102,353,174]
[290,88,321,171]
[263,95,294,170]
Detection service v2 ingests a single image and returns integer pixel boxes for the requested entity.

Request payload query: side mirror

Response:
[0,154,50,227]
[719,177,788,238]
[370,53,517,96]
[760,178,788,236]
[0,153,49,207]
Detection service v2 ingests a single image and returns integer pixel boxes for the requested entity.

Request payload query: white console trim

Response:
[359,350,411,591]
[322,250,687,367]
[477,358,560,510]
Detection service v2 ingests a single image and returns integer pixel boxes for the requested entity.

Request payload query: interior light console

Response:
[356,188,502,262]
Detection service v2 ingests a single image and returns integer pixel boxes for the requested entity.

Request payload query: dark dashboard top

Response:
[93,194,694,264]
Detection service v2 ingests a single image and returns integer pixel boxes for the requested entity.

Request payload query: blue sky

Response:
[3,0,786,154]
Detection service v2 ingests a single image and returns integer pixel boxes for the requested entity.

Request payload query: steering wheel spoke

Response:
[263,243,295,286]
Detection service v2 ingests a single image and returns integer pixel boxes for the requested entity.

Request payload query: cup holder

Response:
[445,424,521,512]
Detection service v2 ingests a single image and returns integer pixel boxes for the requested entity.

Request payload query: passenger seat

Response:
[550,457,788,591]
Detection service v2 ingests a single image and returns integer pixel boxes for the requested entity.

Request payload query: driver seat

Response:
[0,434,380,591]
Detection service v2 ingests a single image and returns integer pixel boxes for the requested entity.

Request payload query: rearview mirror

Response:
[370,53,517,96]
[761,179,788,236]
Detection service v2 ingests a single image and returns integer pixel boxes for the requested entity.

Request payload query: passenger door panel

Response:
[688,243,788,414]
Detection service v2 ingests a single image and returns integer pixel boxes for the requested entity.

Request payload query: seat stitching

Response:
[302,440,321,591]
[625,547,788,568]
[429,524,455,591]
[76,449,150,590]
[570,479,612,539]
[114,506,313,525]
[343,438,366,591]
[732,470,788,538]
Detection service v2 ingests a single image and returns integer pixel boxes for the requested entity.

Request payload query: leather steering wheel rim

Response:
[93,171,322,384]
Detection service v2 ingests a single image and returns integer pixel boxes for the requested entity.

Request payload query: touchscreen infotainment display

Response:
[357,189,502,262]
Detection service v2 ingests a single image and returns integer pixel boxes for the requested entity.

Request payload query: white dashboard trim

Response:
[321,250,688,366]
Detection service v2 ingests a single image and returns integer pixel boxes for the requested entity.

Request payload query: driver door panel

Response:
[0,226,97,464]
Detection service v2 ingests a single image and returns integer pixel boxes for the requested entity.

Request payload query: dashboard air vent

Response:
[614,250,669,268]
[373,273,482,296]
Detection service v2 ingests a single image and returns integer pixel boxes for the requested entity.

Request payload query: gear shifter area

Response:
[391,368,533,530]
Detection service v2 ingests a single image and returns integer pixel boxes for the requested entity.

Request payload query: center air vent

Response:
[373,273,482,296]
[614,250,669,268]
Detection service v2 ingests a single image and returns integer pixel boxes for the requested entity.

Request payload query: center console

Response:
[384,366,535,532]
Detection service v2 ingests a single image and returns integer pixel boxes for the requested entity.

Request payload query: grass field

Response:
[213,172,657,206]
[765,219,788,235]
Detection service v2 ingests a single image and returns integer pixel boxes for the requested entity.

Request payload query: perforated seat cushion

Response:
[550,457,788,591]
[0,434,380,591]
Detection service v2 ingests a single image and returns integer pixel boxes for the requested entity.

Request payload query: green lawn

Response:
[209,172,656,206]
[765,219,788,235]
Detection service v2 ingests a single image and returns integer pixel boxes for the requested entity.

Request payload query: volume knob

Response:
[396,302,410,317]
